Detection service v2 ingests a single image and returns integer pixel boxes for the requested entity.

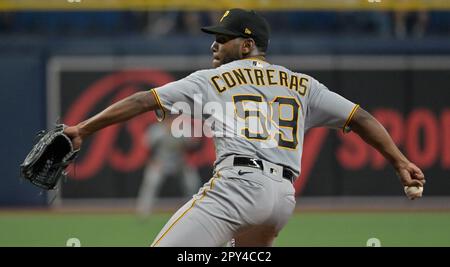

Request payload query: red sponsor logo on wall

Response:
[62,70,449,196]
[296,108,449,195]
[336,108,449,171]
[63,70,216,179]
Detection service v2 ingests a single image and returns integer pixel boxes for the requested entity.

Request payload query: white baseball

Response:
[404,186,423,199]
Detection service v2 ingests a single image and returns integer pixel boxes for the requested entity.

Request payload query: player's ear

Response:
[241,38,255,55]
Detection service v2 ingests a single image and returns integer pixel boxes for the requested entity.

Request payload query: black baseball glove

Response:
[20,124,79,190]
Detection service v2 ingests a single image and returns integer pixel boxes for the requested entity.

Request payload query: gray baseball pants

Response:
[151,156,296,247]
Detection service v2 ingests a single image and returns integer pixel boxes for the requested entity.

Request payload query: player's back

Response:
[154,58,358,177]
[204,58,310,175]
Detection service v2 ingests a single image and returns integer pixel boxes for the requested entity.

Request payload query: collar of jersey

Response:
[241,57,268,64]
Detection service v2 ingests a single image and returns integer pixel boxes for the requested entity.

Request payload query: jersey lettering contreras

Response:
[209,66,308,96]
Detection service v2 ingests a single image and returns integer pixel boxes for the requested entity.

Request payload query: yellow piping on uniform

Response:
[151,89,165,122]
[151,172,221,247]
[343,104,360,133]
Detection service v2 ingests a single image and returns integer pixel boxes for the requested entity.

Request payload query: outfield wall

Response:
[1,38,449,206]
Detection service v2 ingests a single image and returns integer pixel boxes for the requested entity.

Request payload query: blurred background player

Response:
[136,115,201,219]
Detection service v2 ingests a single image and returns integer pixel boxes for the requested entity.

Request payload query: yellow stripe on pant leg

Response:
[151,173,221,247]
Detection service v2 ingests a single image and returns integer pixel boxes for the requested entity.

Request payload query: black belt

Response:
[233,157,296,183]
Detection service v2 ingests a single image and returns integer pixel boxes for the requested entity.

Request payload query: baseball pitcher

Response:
[63,9,426,247]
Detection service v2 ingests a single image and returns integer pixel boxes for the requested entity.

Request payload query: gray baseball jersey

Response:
[152,58,358,176]
[149,58,358,247]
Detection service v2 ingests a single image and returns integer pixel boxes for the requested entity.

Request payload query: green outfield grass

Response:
[1,211,449,247]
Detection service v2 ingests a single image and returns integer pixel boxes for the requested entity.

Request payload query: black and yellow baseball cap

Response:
[201,8,270,51]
